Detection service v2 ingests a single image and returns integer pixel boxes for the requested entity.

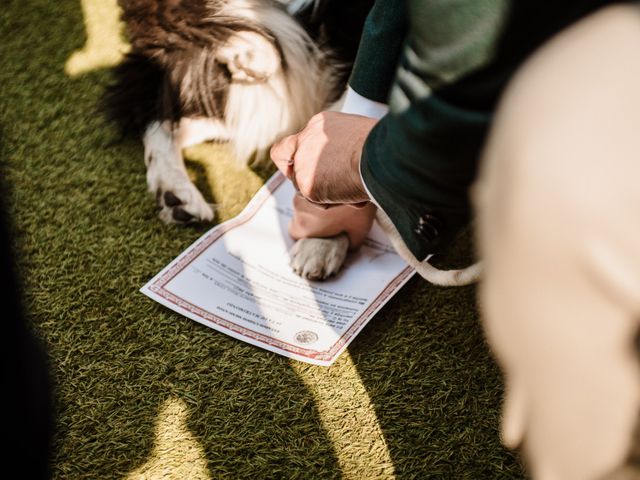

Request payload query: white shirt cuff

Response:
[339,86,389,120]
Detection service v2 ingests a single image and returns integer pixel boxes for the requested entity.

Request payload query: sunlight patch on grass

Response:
[184,143,273,222]
[65,0,129,77]
[292,352,397,480]
[126,397,211,480]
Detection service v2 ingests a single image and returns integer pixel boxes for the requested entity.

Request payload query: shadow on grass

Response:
[347,230,526,478]
[356,296,516,478]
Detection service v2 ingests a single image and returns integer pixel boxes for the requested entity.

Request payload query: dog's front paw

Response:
[147,166,214,224]
[143,121,215,225]
[216,31,280,82]
[290,234,349,280]
[154,185,215,225]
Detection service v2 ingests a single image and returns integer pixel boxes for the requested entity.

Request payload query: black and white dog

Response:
[105,0,481,285]
[105,0,373,279]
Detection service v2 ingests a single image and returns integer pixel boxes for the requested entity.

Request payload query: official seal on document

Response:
[294,330,318,345]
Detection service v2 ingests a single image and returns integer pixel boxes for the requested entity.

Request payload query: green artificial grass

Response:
[1,1,525,478]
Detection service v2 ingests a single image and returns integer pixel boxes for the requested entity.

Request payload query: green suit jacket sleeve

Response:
[348,0,408,103]
[359,0,507,260]
[357,0,615,260]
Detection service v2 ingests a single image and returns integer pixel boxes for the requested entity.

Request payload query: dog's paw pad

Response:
[163,191,182,207]
[172,207,195,223]
[290,234,350,281]
[155,186,214,225]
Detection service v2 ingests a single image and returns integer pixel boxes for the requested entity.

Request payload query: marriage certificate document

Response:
[141,173,415,366]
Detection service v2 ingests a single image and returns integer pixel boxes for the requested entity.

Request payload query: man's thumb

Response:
[270,134,298,175]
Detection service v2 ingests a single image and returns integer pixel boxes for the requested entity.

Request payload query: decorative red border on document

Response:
[148,173,415,362]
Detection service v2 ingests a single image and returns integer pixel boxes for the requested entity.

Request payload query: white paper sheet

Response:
[141,173,415,366]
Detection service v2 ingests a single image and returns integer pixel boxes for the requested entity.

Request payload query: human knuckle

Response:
[269,143,279,158]
[309,112,327,126]
[299,180,313,199]
[307,185,321,202]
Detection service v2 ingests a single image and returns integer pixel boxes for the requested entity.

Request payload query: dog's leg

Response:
[290,234,350,280]
[215,31,280,83]
[143,121,217,224]
[174,117,230,149]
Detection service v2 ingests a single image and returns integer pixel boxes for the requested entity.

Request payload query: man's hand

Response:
[270,111,378,204]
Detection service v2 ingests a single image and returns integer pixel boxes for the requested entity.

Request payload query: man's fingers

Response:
[270,134,298,176]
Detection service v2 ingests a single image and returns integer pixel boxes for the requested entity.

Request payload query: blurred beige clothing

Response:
[474,4,640,480]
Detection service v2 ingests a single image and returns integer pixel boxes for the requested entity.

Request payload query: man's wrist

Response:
[349,141,370,203]
[340,86,387,204]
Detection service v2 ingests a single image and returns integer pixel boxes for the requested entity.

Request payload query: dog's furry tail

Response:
[375,209,482,287]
